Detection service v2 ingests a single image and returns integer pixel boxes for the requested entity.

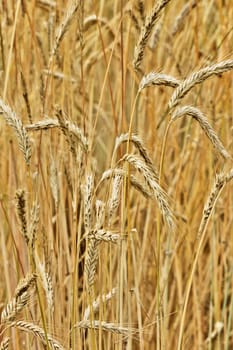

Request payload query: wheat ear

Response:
[15,189,29,245]
[0,338,10,350]
[171,106,230,159]
[56,109,88,154]
[169,59,233,109]
[172,0,197,35]
[36,258,54,312]
[88,229,120,244]
[83,174,94,233]
[139,72,180,90]
[108,174,122,224]
[25,117,88,151]
[9,321,65,350]
[115,133,159,180]
[197,169,233,238]
[25,118,59,130]
[83,288,117,321]
[121,154,174,230]
[133,0,172,70]
[99,169,152,199]
[1,273,36,324]
[50,0,79,60]
[0,99,31,165]
[75,320,138,336]
[84,238,100,297]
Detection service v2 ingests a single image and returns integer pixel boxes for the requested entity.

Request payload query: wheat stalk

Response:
[0,99,31,165]
[171,106,230,159]
[169,59,233,109]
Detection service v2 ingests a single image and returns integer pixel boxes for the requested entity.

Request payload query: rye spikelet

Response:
[10,321,65,350]
[171,106,230,159]
[133,0,172,70]
[1,273,36,323]
[122,154,174,230]
[169,59,233,109]
[0,99,31,165]
[139,72,180,90]
[0,338,10,350]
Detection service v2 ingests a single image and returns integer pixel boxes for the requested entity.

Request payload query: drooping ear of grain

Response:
[0,99,31,165]
[169,60,233,109]
[121,154,175,231]
[133,0,172,70]
[171,106,230,159]
[1,274,36,324]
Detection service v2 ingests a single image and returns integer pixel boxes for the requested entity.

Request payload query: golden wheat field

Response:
[0,0,233,349]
